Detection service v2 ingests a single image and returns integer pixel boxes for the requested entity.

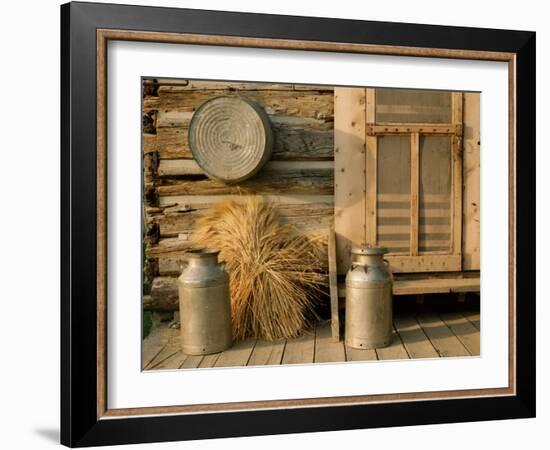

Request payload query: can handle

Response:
[351,262,368,273]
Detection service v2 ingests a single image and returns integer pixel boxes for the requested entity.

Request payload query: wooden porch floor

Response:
[143,308,480,370]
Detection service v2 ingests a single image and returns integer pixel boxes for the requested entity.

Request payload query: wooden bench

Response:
[337,276,480,297]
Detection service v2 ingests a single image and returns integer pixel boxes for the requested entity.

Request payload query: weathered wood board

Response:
[334,87,366,274]
[314,321,345,362]
[150,199,334,238]
[144,90,333,120]
[281,329,316,365]
[328,225,340,341]
[394,315,439,359]
[248,339,286,366]
[156,167,333,196]
[145,118,333,160]
[415,313,471,357]
[462,93,480,270]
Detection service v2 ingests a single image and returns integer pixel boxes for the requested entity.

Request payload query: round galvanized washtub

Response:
[178,248,232,355]
[345,246,393,350]
[188,96,273,183]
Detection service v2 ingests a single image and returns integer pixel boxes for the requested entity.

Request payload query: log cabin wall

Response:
[142,79,334,311]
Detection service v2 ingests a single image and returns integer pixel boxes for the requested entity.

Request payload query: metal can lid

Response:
[185,248,221,259]
[351,245,388,256]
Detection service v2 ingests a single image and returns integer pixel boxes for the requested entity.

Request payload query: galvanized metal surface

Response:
[188,96,273,183]
[345,246,393,349]
[178,249,232,355]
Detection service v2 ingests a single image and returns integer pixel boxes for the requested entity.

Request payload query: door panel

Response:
[369,88,463,273]
[375,88,453,124]
[419,135,452,253]
[377,135,411,254]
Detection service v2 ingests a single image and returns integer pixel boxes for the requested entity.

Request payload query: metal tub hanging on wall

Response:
[188,96,273,183]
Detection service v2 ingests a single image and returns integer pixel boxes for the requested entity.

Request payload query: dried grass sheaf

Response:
[193,197,326,341]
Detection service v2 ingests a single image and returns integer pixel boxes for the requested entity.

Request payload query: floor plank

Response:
[281,329,315,365]
[147,346,179,370]
[153,351,188,370]
[198,353,221,368]
[375,327,410,360]
[462,311,481,330]
[315,321,346,363]
[142,325,178,369]
[394,315,439,359]
[215,338,257,367]
[439,312,480,356]
[345,345,377,362]
[179,354,203,369]
[416,313,471,357]
[248,339,286,366]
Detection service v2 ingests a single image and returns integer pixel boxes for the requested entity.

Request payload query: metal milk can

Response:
[178,248,232,355]
[345,246,393,350]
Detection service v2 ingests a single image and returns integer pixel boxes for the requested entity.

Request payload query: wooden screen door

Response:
[335,87,464,274]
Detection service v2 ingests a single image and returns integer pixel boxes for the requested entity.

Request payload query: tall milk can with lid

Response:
[345,246,393,349]
[177,248,232,355]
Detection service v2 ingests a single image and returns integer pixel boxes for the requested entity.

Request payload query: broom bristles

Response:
[193,197,326,341]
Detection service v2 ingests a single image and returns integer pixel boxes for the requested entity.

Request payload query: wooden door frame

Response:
[364,88,464,273]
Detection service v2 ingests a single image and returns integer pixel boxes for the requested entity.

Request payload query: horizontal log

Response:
[273,125,333,160]
[158,160,333,177]
[149,200,334,238]
[144,90,333,120]
[157,237,329,276]
[158,258,185,276]
[145,78,334,90]
[158,81,297,91]
[156,168,334,196]
[147,277,179,311]
[148,198,333,274]
[148,267,331,310]
[157,194,334,207]
[144,121,334,160]
[147,196,333,275]
[156,112,332,130]
[147,237,193,258]
[155,110,194,128]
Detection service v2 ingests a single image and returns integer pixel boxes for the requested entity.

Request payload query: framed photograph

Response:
[61,1,535,447]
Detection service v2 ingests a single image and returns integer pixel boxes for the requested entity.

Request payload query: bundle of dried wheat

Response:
[193,197,326,341]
